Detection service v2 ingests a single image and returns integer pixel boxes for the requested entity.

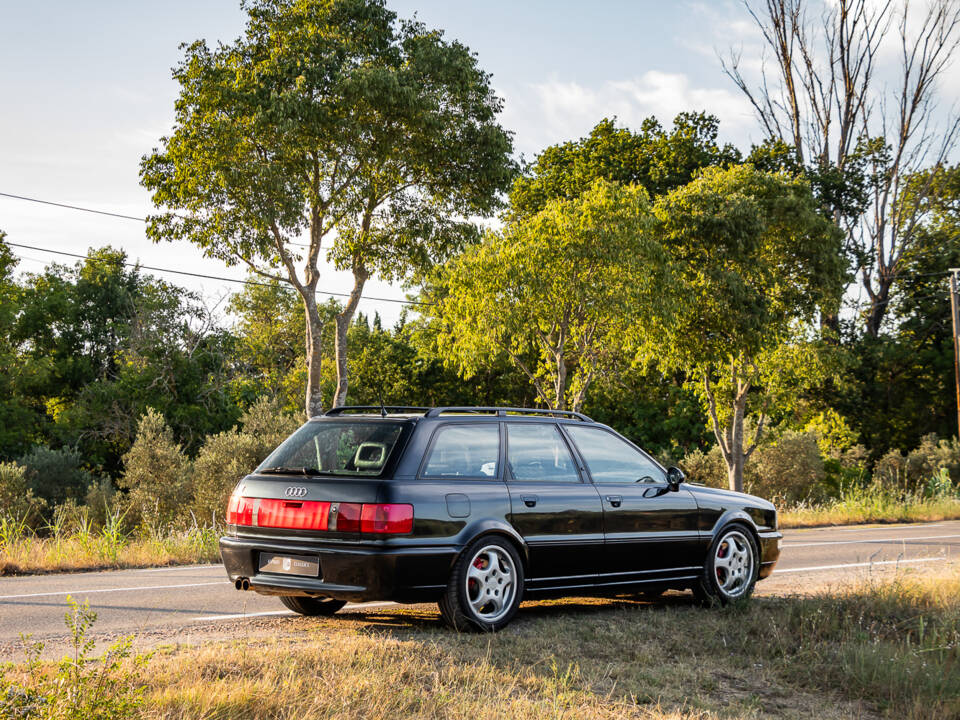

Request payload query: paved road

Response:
[1,520,957,659]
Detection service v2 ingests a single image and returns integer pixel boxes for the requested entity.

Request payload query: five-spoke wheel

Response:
[439,536,524,631]
[694,525,759,605]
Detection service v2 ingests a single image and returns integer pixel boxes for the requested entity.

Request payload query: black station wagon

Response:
[220,407,782,631]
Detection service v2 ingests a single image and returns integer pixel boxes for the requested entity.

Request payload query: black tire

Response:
[693,524,759,606]
[279,595,347,616]
[438,536,524,632]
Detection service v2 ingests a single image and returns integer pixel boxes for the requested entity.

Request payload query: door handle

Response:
[605,495,622,508]
[521,495,538,508]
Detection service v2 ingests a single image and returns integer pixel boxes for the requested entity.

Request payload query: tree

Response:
[509,113,741,219]
[429,180,669,412]
[644,165,845,491]
[140,0,515,417]
[724,0,960,336]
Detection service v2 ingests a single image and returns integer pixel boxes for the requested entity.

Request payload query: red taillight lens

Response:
[360,504,414,534]
[334,502,363,532]
[227,496,412,534]
[257,499,330,531]
[227,495,255,526]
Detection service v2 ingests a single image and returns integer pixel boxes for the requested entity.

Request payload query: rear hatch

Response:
[225,417,416,543]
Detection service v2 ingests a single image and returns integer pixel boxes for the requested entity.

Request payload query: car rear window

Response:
[421,424,499,478]
[257,421,405,477]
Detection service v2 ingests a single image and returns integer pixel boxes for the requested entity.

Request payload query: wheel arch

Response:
[709,510,762,553]
[457,520,529,572]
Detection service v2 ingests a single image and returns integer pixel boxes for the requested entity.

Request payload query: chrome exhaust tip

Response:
[235,577,250,591]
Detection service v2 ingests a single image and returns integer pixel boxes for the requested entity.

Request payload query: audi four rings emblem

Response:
[284,486,308,498]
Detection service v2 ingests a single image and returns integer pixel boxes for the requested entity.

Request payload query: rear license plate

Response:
[258,552,320,577]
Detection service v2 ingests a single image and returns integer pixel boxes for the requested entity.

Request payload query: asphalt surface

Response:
[1,519,957,659]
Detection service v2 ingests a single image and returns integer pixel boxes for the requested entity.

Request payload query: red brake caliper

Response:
[469,556,486,595]
[716,542,728,582]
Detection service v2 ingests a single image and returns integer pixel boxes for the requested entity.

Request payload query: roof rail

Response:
[324,406,430,417]
[425,407,593,422]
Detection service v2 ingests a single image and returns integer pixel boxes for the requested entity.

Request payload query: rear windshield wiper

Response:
[258,466,322,476]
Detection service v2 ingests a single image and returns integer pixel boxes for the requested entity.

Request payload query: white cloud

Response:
[499,70,758,159]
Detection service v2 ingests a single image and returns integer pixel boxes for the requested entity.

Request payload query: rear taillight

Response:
[257,499,330,531]
[332,503,362,532]
[226,494,255,526]
[361,503,414,534]
[226,496,413,535]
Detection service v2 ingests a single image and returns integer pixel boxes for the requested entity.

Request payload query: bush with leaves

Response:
[679,445,727,488]
[746,430,826,504]
[17,446,95,510]
[119,409,192,530]
[191,397,300,525]
[0,461,46,528]
[0,596,146,719]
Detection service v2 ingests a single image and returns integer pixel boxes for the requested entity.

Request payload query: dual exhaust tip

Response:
[235,577,250,591]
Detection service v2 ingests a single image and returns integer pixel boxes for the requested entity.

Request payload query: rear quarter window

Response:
[421,424,500,479]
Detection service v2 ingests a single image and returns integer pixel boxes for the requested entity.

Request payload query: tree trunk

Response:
[864,276,892,338]
[302,297,325,419]
[726,399,746,493]
[333,266,369,408]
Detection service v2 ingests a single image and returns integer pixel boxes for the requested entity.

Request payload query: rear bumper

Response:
[757,530,782,580]
[219,536,457,603]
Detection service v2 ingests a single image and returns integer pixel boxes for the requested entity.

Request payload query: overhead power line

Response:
[0,191,312,248]
[4,241,430,307]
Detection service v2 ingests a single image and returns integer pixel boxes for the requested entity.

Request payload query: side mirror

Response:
[667,466,686,491]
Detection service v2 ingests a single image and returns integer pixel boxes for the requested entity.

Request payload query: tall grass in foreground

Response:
[780,479,960,528]
[0,508,219,575]
[3,565,957,719]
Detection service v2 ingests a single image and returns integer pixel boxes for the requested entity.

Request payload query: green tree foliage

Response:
[140,0,516,416]
[429,180,670,411]
[8,248,239,472]
[17,445,96,509]
[644,165,846,491]
[509,112,741,218]
[0,461,46,527]
[119,409,193,529]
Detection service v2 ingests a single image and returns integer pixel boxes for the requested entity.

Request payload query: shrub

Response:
[119,409,192,529]
[17,445,95,509]
[746,430,825,503]
[191,397,300,526]
[0,596,146,719]
[0,461,46,528]
[907,433,960,485]
[679,445,727,488]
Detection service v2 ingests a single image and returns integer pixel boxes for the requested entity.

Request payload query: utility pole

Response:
[951,269,960,440]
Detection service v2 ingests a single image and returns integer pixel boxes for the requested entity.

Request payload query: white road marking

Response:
[135,565,220,574]
[777,556,946,574]
[0,581,224,600]
[189,601,397,622]
[829,523,946,532]
[784,534,960,548]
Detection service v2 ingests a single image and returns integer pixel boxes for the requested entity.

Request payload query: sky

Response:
[1,0,957,326]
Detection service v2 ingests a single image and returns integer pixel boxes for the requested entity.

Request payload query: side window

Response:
[506,423,580,483]
[421,424,499,478]
[566,426,666,485]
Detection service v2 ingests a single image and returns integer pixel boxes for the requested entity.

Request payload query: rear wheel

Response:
[693,526,758,605]
[279,595,347,616]
[439,536,523,632]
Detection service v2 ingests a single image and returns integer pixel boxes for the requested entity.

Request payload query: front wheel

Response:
[279,595,347,616]
[693,526,758,605]
[439,536,524,632]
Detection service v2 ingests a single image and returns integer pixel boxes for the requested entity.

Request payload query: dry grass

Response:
[779,494,960,528]
[3,567,958,719]
[139,567,960,719]
[0,527,219,575]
